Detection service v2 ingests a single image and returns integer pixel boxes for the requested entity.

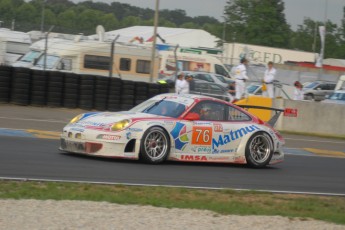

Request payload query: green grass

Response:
[1,180,345,225]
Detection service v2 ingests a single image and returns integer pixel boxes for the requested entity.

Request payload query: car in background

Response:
[302,81,336,101]
[185,71,230,89]
[247,83,263,96]
[157,71,233,89]
[321,90,345,105]
[190,79,233,102]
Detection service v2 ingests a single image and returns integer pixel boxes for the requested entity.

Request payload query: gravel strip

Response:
[0,199,344,230]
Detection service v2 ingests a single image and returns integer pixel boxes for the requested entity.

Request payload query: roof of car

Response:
[153,93,225,101]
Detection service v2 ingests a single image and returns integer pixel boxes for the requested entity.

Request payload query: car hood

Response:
[71,112,168,129]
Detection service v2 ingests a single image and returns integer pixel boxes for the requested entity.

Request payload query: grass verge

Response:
[1,180,345,225]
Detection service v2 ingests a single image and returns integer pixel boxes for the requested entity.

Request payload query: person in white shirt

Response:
[293,81,304,100]
[262,61,276,98]
[234,58,249,100]
[175,72,189,94]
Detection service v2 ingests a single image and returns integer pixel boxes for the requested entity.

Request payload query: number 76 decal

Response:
[192,127,213,145]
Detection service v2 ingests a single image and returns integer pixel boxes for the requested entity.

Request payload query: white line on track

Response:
[0,177,344,197]
[0,116,66,124]
[284,137,345,144]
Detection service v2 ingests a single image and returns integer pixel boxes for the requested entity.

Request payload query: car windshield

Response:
[216,75,227,83]
[35,55,60,69]
[247,85,260,94]
[18,50,41,63]
[304,82,319,89]
[129,99,187,118]
[329,92,345,101]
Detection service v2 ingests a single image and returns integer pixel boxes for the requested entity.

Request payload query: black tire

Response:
[122,89,134,95]
[140,126,170,164]
[121,94,134,100]
[135,95,148,100]
[245,132,274,168]
[305,94,314,101]
[121,99,134,105]
[13,67,31,74]
[120,104,134,110]
[64,73,79,84]
[107,103,121,111]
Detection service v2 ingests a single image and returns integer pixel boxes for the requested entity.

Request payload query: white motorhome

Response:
[31,38,159,82]
[0,28,31,65]
[12,38,69,68]
[158,50,232,78]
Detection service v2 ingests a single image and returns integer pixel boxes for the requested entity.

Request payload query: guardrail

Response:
[273,98,345,137]
[0,66,169,111]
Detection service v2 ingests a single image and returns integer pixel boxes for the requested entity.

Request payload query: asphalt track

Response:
[0,104,344,195]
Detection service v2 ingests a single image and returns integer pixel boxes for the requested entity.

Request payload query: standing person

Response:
[293,81,304,100]
[228,81,236,102]
[234,58,249,100]
[262,61,276,98]
[186,74,195,92]
[175,72,189,94]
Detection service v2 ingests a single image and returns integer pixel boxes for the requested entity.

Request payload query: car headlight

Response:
[69,114,84,124]
[111,119,130,131]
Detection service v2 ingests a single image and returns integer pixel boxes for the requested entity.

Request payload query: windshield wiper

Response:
[143,97,166,113]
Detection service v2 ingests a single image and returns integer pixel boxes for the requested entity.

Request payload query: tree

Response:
[100,13,120,31]
[290,18,344,59]
[57,9,78,33]
[224,0,291,48]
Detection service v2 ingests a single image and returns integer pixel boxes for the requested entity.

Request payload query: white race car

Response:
[60,93,285,168]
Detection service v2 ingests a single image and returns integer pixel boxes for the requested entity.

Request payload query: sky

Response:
[73,0,345,30]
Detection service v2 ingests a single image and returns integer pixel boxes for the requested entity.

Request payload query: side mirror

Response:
[184,112,200,121]
[316,87,321,90]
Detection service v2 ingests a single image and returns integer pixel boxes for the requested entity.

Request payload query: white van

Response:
[30,39,159,82]
[158,50,232,78]
[0,28,31,65]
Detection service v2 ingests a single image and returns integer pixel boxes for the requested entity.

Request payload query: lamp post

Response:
[40,0,46,33]
[222,11,226,63]
[149,0,159,83]
[317,0,328,80]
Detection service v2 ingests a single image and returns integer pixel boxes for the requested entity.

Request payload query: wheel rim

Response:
[249,134,271,164]
[144,130,168,160]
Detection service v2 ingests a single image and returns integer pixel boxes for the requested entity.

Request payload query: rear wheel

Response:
[245,132,273,168]
[140,127,170,164]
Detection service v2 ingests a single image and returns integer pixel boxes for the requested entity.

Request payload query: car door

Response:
[184,100,253,163]
[316,83,329,100]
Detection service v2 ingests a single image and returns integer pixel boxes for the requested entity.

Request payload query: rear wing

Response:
[237,105,297,127]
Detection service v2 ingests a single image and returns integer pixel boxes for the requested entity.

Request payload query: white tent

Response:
[89,26,220,48]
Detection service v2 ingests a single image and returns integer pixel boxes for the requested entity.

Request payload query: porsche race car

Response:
[60,93,285,168]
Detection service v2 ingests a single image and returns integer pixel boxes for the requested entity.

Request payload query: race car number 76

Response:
[192,127,212,145]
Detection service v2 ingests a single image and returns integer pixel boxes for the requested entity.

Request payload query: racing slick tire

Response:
[245,132,274,168]
[140,127,170,164]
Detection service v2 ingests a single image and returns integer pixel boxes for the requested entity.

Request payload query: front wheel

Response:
[305,94,314,101]
[245,132,273,168]
[140,127,170,164]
